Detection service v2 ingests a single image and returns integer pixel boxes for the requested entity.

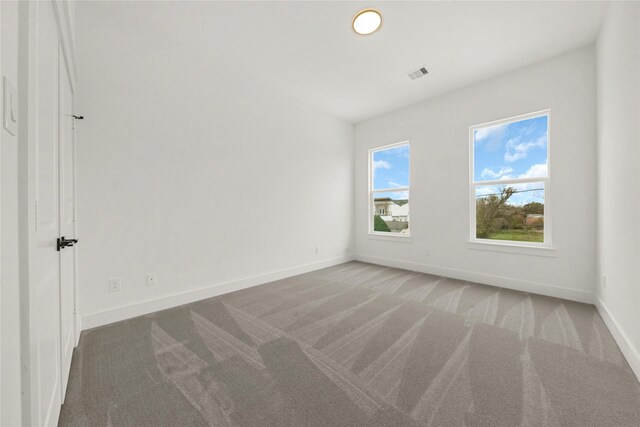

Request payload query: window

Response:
[369,142,410,236]
[470,111,550,246]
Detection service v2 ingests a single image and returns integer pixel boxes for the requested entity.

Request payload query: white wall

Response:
[75,2,354,327]
[1,1,23,425]
[596,1,640,379]
[355,47,597,303]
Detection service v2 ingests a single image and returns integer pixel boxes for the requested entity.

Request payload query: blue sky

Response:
[473,115,548,182]
[372,144,410,192]
[473,115,548,205]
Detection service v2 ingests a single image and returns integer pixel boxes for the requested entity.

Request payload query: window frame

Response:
[469,110,552,250]
[368,140,411,239]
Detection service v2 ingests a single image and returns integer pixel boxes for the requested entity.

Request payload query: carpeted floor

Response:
[59,261,640,426]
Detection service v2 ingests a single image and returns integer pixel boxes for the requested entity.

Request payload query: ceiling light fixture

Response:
[352,9,382,35]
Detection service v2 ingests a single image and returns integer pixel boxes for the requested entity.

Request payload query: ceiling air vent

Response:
[408,67,429,80]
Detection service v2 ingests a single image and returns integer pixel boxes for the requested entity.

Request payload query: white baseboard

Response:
[74,314,82,346]
[82,255,355,330]
[355,254,595,304]
[594,297,640,382]
[80,253,640,384]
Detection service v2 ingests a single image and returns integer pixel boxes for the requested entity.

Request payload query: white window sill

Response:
[368,233,413,243]
[467,240,555,257]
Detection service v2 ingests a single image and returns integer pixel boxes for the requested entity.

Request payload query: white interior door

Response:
[58,48,76,403]
[30,1,62,425]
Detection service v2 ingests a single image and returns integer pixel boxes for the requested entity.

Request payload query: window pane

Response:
[372,191,409,234]
[475,182,544,242]
[372,144,409,190]
[473,115,548,182]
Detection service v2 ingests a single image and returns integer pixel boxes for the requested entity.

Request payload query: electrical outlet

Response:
[602,275,607,289]
[315,246,319,255]
[425,249,431,256]
[147,274,157,286]
[109,278,121,292]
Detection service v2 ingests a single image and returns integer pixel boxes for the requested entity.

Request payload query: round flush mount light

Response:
[352,9,382,35]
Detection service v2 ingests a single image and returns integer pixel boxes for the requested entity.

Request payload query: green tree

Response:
[523,201,544,215]
[374,215,391,232]
[476,186,515,238]
[509,213,525,230]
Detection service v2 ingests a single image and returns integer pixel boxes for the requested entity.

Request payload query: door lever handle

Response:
[57,236,78,251]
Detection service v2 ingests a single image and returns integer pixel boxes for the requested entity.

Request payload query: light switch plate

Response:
[3,76,18,136]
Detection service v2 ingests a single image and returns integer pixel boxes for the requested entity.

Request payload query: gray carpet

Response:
[59,262,640,426]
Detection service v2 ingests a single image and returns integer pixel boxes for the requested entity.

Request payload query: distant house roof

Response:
[374,198,408,206]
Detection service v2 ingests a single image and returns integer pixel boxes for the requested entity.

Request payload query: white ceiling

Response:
[81,1,609,123]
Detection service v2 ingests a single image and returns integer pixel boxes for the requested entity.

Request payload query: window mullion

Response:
[470,111,549,246]
[371,187,410,193]
[472,176,548,186]
[369,142,411,236]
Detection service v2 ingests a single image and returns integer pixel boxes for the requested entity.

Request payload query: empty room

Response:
[1,0,640,426]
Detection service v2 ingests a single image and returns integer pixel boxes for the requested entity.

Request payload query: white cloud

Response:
[508,182,545,205]
[504,136,546,162]
[474,123,507,142]
[387,181,405,188]
[480,166,514,180]
[519,162,547,178]
[373,160,391,170]
[475,186,498,197]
